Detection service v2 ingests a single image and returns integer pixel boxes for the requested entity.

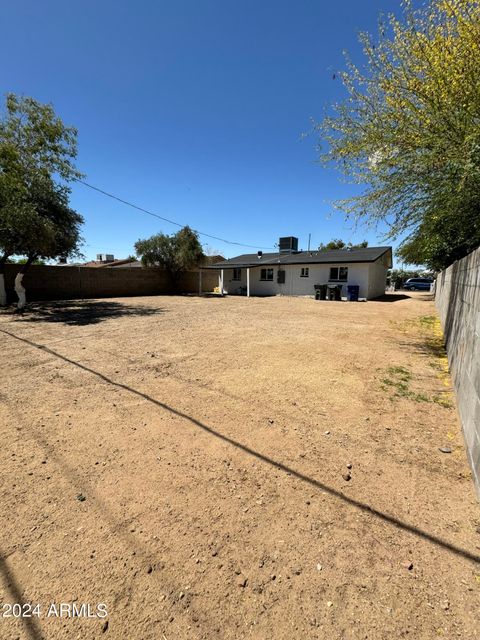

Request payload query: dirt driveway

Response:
[0,293,479,640]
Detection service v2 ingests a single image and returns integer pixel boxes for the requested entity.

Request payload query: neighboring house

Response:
[202,255,225,266]
[93,255,225,269]
[206,237,392,300]
[105,259,143,268]
[81,253,116,266]
[81,254,139,268]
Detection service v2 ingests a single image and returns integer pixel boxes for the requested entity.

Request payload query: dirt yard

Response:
[0,293,479,640]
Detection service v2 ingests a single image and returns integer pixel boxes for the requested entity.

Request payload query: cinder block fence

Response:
[3,264,218,303]
[436,246,480,497]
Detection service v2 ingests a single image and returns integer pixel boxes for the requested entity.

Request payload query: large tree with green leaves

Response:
[317,0,480,271]
[0,94,83,306]
[135,226,204,289]
[318,239,368,251]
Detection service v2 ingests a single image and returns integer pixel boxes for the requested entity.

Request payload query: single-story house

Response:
[206,237,392,300]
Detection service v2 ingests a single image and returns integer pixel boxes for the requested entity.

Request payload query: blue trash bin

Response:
[347,285,359,301]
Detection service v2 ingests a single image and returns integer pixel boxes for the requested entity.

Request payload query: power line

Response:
[75,179,276,251]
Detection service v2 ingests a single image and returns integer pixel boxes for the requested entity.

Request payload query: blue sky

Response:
[3,0,405,261]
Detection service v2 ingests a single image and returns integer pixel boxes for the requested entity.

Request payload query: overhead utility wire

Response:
[76,179,276,251]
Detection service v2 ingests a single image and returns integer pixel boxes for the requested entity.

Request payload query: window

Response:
[300,267,309,278]
[329,266,348,281]
[260,268,274,281]
[232,268,242,281]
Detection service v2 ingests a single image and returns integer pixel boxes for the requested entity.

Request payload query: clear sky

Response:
[3,0,405,261]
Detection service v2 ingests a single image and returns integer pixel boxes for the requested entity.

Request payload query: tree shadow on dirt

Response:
[398,337,447,360]
[374,292,435,302]
[4,300,165,326]
[373,293,412,302]
[182,292,225,299]
[1,327,479,569]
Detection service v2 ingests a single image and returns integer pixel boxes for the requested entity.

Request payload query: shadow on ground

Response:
[1,326,479,568]
[373,292,435,303]
[2,300,165,326]
[373,294,411,302]
[399,336,447,360]
[182,293,225,299]
[0,555,43,640]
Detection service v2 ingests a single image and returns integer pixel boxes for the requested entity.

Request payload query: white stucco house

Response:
[206,237,392,300]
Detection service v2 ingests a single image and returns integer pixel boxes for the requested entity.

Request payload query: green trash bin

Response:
[314,284,327,300]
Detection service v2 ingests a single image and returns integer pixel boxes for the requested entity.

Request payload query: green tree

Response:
[0,94,83,306]
[396,202,478,271]
[10,258,46,265]
[318,239,368,251]
[135,226,204,289]
[317,0,480,271]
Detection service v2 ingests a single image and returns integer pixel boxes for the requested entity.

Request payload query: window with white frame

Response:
[260,268,274,281]
[232,268,242,281]
[329,266,348,281]
[300,267,309,277]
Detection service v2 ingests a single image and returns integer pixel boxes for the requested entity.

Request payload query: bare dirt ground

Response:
[0,293,479,640]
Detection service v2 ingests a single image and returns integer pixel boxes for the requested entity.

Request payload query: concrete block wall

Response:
[435,246,480,497]
[3,264,218,303]
[178,269,218,293]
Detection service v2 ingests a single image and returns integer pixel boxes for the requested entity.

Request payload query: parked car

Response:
[404,277,434,291]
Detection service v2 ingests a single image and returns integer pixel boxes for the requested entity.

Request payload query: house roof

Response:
[82,260,113,267]
[202,254,225,265]
[106,255,225,269]
[106,259,143,268]
[90,255,225,269]
[78,258,142,268]
[206,246,392,269]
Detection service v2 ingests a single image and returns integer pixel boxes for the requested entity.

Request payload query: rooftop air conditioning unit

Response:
[279,236,299,254]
